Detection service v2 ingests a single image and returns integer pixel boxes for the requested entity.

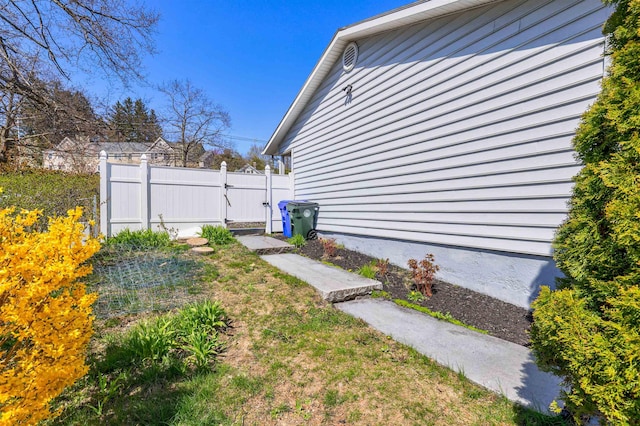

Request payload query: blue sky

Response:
[78,1,410,154]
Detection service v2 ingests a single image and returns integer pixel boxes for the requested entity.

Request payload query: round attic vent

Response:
[342,42,358,72]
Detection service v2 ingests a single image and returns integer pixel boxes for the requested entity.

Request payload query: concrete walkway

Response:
[337,298,562,412]
[237,235,562,413]
[236,235,294,255]
[261,253,382,302]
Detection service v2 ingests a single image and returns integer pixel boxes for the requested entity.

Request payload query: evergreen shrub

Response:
[530,1,640,423]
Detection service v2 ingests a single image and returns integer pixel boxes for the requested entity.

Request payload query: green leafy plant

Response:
[287,234,306,248]
[530,1,640,423]
[407,290,425,303]
[180,329,221,371]
[175,300,228,335]
[199,224,235,246]
[357,263,376,279]
[100,301,229,374]
[105,228,172,249]
[407,254,439,297]
[319,237,337,258]
[124,317,176,363]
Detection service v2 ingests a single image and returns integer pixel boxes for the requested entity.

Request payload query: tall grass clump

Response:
[100,300,229,374]
[104,229,171,249]
[287,234,306,248]
[531,1,640,423]
[199,225,234,246]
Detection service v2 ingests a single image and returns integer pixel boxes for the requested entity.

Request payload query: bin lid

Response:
[286,201,318,208]
[278,200,294,209]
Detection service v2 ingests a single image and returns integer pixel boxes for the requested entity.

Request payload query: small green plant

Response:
[270,402,292,419]
[88,371,127,416]
[105,228,172,249]
[100,300,229,374]
[407,290,425,303]
[199,224,235,246]
[407,254,439,297]
[180,329,221,370]
[124,317,176,363]
[357,263,376,279]
[287,234,306,248]
[319,237,337,257]
[175,300,228,334]
[371,290,392,299]
[394,299,487,334]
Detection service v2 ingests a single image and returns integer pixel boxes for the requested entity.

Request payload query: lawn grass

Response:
[50,240,567,425]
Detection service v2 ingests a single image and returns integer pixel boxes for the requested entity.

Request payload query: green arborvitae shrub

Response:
[530,1,640,423]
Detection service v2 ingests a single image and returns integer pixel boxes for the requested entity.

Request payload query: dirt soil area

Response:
[294,238,533,347]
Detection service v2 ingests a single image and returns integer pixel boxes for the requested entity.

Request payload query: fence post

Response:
[265,165,273,234]
[92,195,98,238]
[99,150,109,237]
[220,161,227,227]
[288,171,295,199]
[140,154,150,231]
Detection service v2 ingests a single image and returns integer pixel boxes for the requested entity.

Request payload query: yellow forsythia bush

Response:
[0,206,100,425]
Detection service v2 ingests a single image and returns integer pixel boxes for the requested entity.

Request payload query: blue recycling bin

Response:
[278,200,294,237]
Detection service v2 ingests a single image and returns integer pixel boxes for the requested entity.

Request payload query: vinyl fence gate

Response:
[99,152,293,238]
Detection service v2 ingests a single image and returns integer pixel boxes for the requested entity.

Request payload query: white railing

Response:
[99,151,293,238]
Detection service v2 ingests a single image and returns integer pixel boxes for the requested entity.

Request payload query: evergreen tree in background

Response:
[108,97,162,143]
[21,81,103,144]
[530,0,640,423]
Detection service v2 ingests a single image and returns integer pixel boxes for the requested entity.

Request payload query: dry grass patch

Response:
[193,243,552,425]
[50,240,565,425]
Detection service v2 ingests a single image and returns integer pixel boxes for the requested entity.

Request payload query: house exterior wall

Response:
[275,0,611,307]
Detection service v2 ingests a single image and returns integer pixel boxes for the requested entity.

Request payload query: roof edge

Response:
[263,0,504,156]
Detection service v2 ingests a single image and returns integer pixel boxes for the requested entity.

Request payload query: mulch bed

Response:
[291,237,533,347]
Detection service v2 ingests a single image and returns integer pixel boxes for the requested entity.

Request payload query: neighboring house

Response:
[198,151,216,169]
[263,0,612,308]
[236,163,263,174]
[166,142,207,168]
[44,137,175,173]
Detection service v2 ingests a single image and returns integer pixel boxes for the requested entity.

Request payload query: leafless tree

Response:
[159,80,231,167]
[0,0,158,162]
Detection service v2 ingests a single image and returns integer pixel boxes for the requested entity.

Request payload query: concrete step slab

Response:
[335,298,562,412]
[236,235,294,255]
[261,253,382,302]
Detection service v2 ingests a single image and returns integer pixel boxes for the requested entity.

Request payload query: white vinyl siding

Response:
[277,0,609,257]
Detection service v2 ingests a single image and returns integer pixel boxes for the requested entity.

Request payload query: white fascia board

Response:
[263,0,504,156]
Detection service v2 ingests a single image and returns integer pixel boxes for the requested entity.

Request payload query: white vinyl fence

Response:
[99,151,293,238]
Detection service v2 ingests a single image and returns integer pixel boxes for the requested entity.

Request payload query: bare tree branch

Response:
[159,79,231,167]
[0,0,158,162]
